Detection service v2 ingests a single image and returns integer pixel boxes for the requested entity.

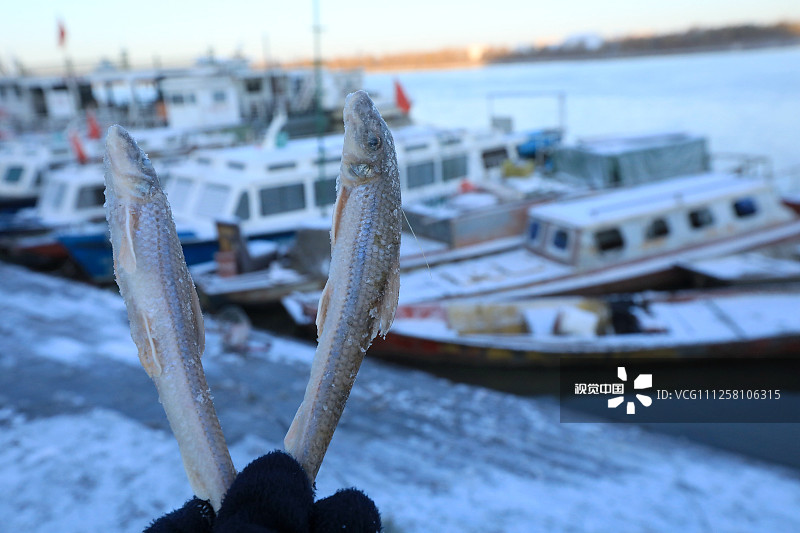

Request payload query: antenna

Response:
[312,0,326,213]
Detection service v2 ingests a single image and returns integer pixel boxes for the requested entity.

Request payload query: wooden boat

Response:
[366,287,800,367]
[399,171,800,303]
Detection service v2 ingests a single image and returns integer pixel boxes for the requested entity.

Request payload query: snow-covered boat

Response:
[190,177,578,309]
[399,171,800,303]
[59,123,549,282]
[364,287,800,367]
[0,138,97,213]
[0,157,181,270]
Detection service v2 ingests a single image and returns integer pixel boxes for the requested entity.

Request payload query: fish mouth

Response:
[343,90,375,126]
[105,125,158,196]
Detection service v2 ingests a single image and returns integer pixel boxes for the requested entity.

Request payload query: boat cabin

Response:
[526,173,794,270]
[552,132,709,188]
[0,142,74,208]
[34,164,107,225]
[162,124,533,239]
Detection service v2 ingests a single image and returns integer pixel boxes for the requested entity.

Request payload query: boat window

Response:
[235,192,250,220]
[0,86,5,98]
[44,182,68,211]
[76,185,106,209]
[595,228,625,253]
[196,157,212,165]
[442,155,468,181]
[733,197,758,218]
[407,161,435,189]
[529,221,542,245]
[645,218,670,239]
[259,183,306,216]
[267,161,297,172]
[406,143,429,152]
[195,184,231,218]
[314,176,338,207]
[34,171,44,187]
[167,177,194,211]
[3,166,24,183]
[245,79,262,93]
[481,148,508,169]
[688,207,714,229]
[312,155,341,165]
[212,90,227,103]
[170,94,184,105]
[227,161,246,170]
[553,229,569,250]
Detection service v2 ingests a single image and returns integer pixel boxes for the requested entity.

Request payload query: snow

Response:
[2,261,800,532]
[681,252,800,282]
[528,172,763,227]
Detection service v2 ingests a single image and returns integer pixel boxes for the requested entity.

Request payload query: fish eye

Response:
[366,131,382,151]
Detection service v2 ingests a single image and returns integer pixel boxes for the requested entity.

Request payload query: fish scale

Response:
[285,91,402,482]
[104,125,235,511]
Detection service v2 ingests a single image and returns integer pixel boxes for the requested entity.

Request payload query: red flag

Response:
[69,130,88,164]
[394,79,411,114]
[57,19,66,48]
[86,110,101,140]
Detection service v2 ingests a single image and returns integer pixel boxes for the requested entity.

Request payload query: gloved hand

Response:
[145,451,381,533]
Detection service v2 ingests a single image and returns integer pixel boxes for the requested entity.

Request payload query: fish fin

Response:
[330,183,350,245]
[377,262,400,338]
[117,209,138,272]
[316,280,332,338]
[137,311,162,378]
[190,284,206,356]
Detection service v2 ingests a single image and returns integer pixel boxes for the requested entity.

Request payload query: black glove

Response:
[145,451,381,533]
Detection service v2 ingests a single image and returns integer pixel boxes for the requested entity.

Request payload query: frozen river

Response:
[1,263,800,531]
[368,46,800,173]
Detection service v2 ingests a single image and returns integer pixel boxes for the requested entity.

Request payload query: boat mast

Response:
[312,0,326,211]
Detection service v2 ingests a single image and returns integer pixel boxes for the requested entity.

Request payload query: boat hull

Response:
[58,228,297,284]
[369,330,800,368]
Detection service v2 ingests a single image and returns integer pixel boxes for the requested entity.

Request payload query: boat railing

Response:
[773,165,800,196]
[485,90,567,137]
[710,152,772,181]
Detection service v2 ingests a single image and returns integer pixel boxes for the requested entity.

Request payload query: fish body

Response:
[104,125,235,511]
[284,91,402,481]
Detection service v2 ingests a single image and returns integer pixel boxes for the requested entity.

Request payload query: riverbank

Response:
[1,262,800,531]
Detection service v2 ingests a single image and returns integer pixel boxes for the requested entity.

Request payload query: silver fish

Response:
[284,90,402,481]
[104,125,235,511]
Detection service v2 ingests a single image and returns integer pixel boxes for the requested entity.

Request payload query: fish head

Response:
[104,124,159,201]
[340,90,396,187]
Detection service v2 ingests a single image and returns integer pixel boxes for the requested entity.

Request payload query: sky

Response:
[0,0,797,70]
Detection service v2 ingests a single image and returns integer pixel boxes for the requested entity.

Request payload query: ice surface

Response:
[2,262,800,531]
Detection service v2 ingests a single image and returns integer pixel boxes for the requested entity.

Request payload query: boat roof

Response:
[179,123,519,182]
[48,164,105,184]
[572,132,704,156]
[528,173,769,227]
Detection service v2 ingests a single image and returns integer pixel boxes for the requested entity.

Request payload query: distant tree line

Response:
[491,22,800,64]
[285,22,800,71]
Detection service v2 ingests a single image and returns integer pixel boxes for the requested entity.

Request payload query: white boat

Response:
[399,171,800,303]
[57,122,547,282]
[0,157,180,268]
[162,123,539,241]
[0,138,100,212]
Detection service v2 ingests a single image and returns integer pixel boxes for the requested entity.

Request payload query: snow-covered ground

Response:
[1,262,800,532]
